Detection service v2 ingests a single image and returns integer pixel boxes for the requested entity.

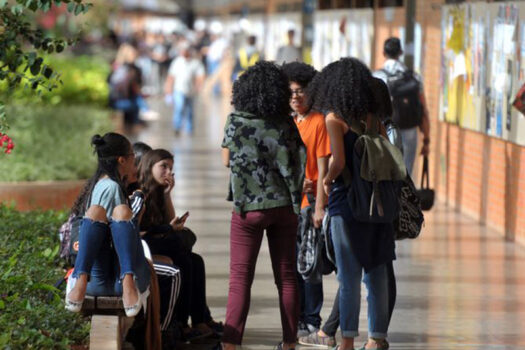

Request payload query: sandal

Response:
[357,339,389,350]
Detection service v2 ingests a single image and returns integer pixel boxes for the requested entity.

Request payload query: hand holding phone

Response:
[176,211,189,223]
[171,211,189,230]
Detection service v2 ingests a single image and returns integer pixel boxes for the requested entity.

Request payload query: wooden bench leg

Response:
[90,315,121,350]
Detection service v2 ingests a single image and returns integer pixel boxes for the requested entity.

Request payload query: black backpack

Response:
[382,69,424,129]
[58,213,82,266]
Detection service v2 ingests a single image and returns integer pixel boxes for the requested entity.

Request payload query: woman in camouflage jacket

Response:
[218,61,306,350]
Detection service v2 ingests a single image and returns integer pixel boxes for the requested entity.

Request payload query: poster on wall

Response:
[488,4,518,138]
[440,2,524,144]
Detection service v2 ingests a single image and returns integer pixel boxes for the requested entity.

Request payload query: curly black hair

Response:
[231,61,291,118]
[370,77,393,120]
[307,57,375,124]
[281,61,318,88]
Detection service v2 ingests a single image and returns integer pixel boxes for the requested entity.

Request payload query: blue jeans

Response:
[73,218,150,296]
[206,59,221,96]
[330,215,389,338]
[400,127,418,176]
[297,271,323,328]
[173,91,194,133]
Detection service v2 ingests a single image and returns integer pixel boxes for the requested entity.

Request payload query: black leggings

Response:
[143,232,208,327]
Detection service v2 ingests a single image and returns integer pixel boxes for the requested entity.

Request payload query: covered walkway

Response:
[137,96,525,350]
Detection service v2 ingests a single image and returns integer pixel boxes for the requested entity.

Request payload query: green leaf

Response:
[67,1,74,11]
[42,247,52,257]
[26,51,36,66]
[11,4,24,15]
[41,1,51,12]
[42,66,53,79]
[0,300,5,309]
[30,57,42,76]
[0,0,8,8]
[73,3,82,15]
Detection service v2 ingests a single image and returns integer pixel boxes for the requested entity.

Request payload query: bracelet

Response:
[423,138,430,145]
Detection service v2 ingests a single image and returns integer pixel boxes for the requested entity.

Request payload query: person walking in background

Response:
[108,43,145,131]
[217,61,306,350]
[207,24,228,95]
[374,37,430,175]
[232,35,262,80]
[282,61,330,339]
[308,58,395,350]
[276,29,302,64]
[164,43,205,136]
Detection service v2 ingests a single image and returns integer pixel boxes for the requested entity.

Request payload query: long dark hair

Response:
[307,57,375,124]
[71,133,132,215]
[370,77,393,120]
[137,149,174,229]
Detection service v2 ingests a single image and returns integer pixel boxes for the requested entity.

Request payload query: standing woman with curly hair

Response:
[308,58,395,350]
[218,61,306,350]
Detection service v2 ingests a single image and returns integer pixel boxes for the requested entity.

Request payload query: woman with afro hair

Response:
[218,61,306,350]
[308,57,395,350]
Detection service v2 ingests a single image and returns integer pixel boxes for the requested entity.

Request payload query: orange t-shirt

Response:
[294,112,331,209]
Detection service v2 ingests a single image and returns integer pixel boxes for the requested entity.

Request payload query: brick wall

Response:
[411,0,525,243]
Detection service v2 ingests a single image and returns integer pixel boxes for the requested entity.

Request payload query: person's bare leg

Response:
[340,337,354,350]
[67,205,108,303]
[222,343,236,350]
[364,337,387,349]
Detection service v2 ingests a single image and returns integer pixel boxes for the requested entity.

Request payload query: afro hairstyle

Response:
[307,57,376,124]
[369,77,393,120]
[231,61,291,118]
[281,61,318,88]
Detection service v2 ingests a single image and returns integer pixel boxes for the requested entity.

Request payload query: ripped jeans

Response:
[72,218,151,296]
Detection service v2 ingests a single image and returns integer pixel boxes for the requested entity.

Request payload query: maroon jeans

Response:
[222,206,299,345]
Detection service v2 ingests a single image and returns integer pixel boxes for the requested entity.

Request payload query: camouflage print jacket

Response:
[222,111,306,215]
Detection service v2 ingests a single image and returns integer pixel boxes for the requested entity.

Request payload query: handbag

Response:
[416,155,435,211]
[393,176,424,240]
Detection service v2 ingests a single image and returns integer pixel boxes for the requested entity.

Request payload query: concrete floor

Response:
[136,95,525,350]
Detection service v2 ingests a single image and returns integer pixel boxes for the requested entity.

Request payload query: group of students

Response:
[217,38,429,350]
[64,37,427,350]
[64,134,222,348]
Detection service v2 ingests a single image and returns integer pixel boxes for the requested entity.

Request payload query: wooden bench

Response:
[82,296,133,350]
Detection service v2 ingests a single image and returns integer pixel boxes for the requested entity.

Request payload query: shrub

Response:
[1,55,111,108]
[0,205,89,348]
[0,104,113,181]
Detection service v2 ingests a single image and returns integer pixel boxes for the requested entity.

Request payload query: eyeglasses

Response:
[291,88,305,96]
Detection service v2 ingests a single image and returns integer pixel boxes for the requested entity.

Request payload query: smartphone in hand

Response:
[175,211,189,224]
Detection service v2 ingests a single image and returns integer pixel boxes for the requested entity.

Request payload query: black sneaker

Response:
[207,319,224,335]
[211,342,223,350]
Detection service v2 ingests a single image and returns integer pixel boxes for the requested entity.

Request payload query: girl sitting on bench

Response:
[65,132,150,318]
